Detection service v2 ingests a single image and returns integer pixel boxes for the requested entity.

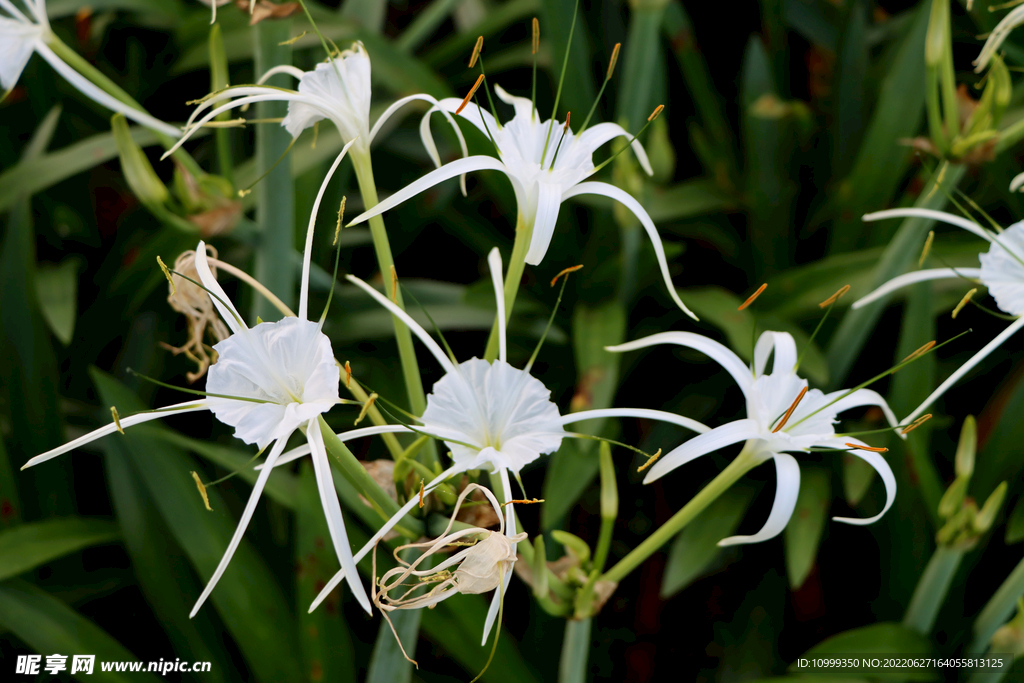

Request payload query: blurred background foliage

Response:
[6,0,1024,681]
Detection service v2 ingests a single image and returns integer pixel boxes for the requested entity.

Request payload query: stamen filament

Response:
[526,264,582,371]
[127,368,277,405]
[540,0,582,164]
[772,386,808,433]
[591,105,664,175]
[738,283,768,311]
[577,43,621,134]
[919,231,935,267]
[355,393,378,426]
[547,112,571,170]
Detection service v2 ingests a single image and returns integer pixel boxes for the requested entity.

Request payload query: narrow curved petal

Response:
[494,83,536,122]
[823,388,898,430]
[308,418,371,613]
[863,209,994,243]
[195,240,247,335]
[35,42,181,138]
[0,0,32,23]
[607,332,754,400]
[370,94,469,169]
[822,437,896,526]
[488,247,507,363]
[753,331,798,376]
[524,182,563,265]
[851,268,981,309]
[347,156,508,227]
[481,466,516,646]
[189,436,289,617]
[577,122,653,176]
[308,464,461,613]
[903,314,1024,424]
[975,4,1024,72]
[419,100,470,195]
[256,65,305,84]
[21,400,209,469]
[560,408,710,434]
[644,419,762,484]
[258,424,413,470]
[299,139,358,320]
[0,18,37,91]
[346,275,457,375]
[564,182,697,320]
[718,452,800,546]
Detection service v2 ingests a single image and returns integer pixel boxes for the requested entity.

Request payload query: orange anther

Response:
[738,283,768,311]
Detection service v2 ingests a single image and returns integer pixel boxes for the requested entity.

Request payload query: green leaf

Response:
[541,0,594,119]
[0,436,20,530]
[367,610,420,683]
[617,3,668,133]
[0,518,119,582]
[1006,496,1024,545]
[662,484,756,598]
[784,468,831,589]
[793,623,936,681]
[90,369,306,683]
[34,259,79,346]
[0,579,162,683]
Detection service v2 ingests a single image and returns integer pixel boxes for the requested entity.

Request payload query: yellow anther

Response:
[532,18,540,55]
[390,265,399,303]
[469,36,484,69]
[418,479,425,509]
[157,256,176,296]
[952,288,978,319]
[607,43,621,81]
[919,230,935,268]
[344,360,352,389]
[355,393,378,426]
[191,471,213,511]
[845,442,889,453]
[636,449,663,473]
[237,188,252,198]
[772,386,808,433]
[110,406,125,434]
[279,31,309,46]
[456,74,486,115]
[502,498,545,506]
[738,283,767,311]
[335,196,346,246]
[818,284,851,308]
[901,414,933,435]
[901,340,936,364]
[648,104,665,122]
[550,264,584,287]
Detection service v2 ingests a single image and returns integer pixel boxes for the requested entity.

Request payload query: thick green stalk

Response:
[208,23,233,184]
[252,20,295,323]
[557,618,592,683]
[350,154,438,467]
[484,212,532,362]
[902,545,964,635]
[46,34,203,178]
[970,556,1024,654]
[601,444,758,584]
[592,442,618,573]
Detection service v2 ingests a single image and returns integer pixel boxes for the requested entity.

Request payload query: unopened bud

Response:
[938,475,969,519]
[955,415,977,478]
[550,529,591,564]
[974,481,1008,533]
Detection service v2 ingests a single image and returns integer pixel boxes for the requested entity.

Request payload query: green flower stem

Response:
[592,442,618,573]
[350,153,440,468]
[600,443,758,585]
[970,555,1024,654]
[318,416,424,539]
[902,545,964,635]
[557,617,592,683]
[208,23,233,184]
[484,212,532,362]
[46,33,203,179]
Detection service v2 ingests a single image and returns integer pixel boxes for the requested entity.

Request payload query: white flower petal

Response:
[607,332,755,401]
[980,221,1024,316]
[577,121,653,176]
[258,425,413,471]
[194,240,247,336]
[480,466,516,646]
[487,247,507,363]
[494,83,537,122]
[823,437,897,526]
[851,268,981,310]
[189,436,289,617]
[862,208,994,243]
[563,182,697,320]
[822,388,898,430]
[718,452,800,546]
[644,419,762,484]
[0,18,39,91]
[975,4,1024,72]
[560,407,710,434]
[524,181,563,265]
[753,331,798,376]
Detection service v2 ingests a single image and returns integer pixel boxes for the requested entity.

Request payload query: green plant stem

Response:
[318,416,424,539]
[970,555,1024,653]
[902,544,964,635]
[46,34,203,178]
[593,443,617,573]
[208,23,233,184]
[484,212,532,362]
[600,443,758,584]
[557,618,592,683]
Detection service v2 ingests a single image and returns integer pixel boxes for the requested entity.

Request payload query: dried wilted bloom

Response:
[373,483,526,666]
[162,246,230,382]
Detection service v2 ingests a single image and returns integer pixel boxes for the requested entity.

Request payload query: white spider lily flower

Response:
[22,141,373,616]
[162,41,468,176]
[303,247,709,641]
[607,330,899,546]
[852,208,1024,423]
[0,0,179,136]
[345,85,696,320]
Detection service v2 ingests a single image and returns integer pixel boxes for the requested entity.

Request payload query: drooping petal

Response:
[607,332,755,401]
[862,208,995,243]
[577,122,653,176]
[902,314,1024,424]
[481,467,516,646]
[189,436,289,618]
[369,94,469,169]
[975,4,1024,73]
[308,418,371,613]
[524,181,563,265]
[256,64,305,84]
[559,408,710,435]
[194,240,247,335]
[34,42,182,138]
[487,247,507,363]
[346,156,508,227]
[419,98,471,195]
[258,424,414,470]
[346,275,457,375]
[308,464,460,613]
[851,268,981,310]
[644,419,762,484]
[752,331,798,377]
[822,437,897,526]
[718,452,800,546]
[563,182,697,320]
[299,139,358,321]
[821,388,898,430]
[494,83,537,123]
[21,400,209,470]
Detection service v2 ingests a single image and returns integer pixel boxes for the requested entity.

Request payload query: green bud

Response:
[924,0,949,68]
[111,113,169,207]
[599,442,619,521]
[551,530,591,565]
[531,535,549,599]
[974,481,1008,534]
[938,475,970,519]
[955,415,977,479]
